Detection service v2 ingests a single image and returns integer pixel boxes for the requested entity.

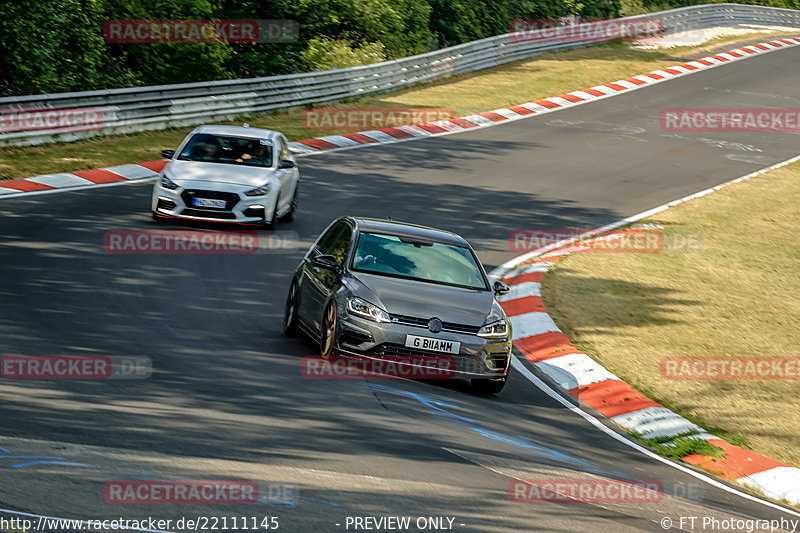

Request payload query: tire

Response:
[472,377,507,395]
[284,280,300,337]
[263,204,279,230]
[280,183,299,223]
[320,301,338,359]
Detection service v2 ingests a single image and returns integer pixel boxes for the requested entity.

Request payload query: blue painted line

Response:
[12,461,91,468]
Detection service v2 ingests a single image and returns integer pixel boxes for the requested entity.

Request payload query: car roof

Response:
[347,217,470,247]
[192,125,281,140]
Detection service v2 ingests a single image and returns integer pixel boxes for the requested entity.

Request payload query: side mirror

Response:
[493,280,510,296]
[279,159,296,169]
[162,150,175,159]
[311,254,338,271]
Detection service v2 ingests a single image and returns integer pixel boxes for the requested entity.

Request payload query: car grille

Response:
[366,345,485,374]
[181,208,237,219]
[487,351,510,371]
[181,189,240,210]
[389,313,481,335]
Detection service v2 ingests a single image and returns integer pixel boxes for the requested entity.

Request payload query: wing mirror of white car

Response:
[311,254,338,271]
[162,149,175,159]
[279,159,296,169]
[493,281,510,296]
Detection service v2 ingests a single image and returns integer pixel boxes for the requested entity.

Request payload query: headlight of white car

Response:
[160,175,179,190]
[245,184,271,196]
[477,318,509,338]
[347,297,390,323]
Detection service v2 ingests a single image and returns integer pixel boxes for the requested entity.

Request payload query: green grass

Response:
[1,30,798,179]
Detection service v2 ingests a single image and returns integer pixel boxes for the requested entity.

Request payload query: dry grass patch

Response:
[542,161,800,467]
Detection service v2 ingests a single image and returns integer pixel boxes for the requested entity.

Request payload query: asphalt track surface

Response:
[0,41,799,532]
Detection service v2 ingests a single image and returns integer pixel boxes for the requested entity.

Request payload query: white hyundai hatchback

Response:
[151,125,299,227]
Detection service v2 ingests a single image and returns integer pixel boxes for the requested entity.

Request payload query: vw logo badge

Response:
[428,317,443,333]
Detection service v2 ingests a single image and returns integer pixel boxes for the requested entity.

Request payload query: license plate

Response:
[405,335,460,354]
[193,198,226,209]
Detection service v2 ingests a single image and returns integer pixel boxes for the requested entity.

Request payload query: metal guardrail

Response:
[1,3,799,146]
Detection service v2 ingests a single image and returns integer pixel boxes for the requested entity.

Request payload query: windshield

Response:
[351,232,488,290]
[178,133,273,167]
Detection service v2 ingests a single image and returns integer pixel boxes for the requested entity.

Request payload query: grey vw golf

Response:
[284,217,512,393]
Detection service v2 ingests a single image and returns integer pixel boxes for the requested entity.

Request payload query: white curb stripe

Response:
[737,467,800,505]
[103,164,158,180]
[509,311,560,340]
[535,352,620,389]
[610,406,710,440]
[27,173,94,188]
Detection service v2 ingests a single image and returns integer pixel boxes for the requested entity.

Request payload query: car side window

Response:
[315,222,346,256]
[328,225,353,267]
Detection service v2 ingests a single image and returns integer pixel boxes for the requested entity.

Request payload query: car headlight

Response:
[160,175,179,190]
[245,184,271,196]
[347,297,390,323]
[477,319,509,338]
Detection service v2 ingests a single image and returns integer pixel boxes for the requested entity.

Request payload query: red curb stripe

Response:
[568,380,661,418]
[624,77,647,86]
[514,331,580,364]
[0,179,54,192]
[678,63,700,70]
[500,296,545,316]
[661,68,683,75]
[740,48,758,54]
[340,133,381,144]
[533,99,561,109]
[583,88,607,97]
[753,44,770,51]
[643,73,665,80]
[503,270,545,286]
[726,51,743,58]
[296,138,341,150]
[535,253,566,263]
[710,55,730,62]
[72,169,127,184]
[682,439,787,480]
[449,118,481,128]
[780,39,796,45]
[508,105,536,116]
[415,123,448,134]
[478,112,510,122]
[138,160,168,173]
[604,83,627,91]
[767,41,784,47]
[695,59,714,65]
[378,127,415,139]
[558,94,584,103]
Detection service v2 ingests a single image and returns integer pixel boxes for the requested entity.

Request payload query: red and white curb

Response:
[2,36,799,198]
[0,161,166,198]
[286,37,800,155]
[494,232,800,507]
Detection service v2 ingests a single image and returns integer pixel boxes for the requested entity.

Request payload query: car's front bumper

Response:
[336,312,511,379]
[152,186,275,225]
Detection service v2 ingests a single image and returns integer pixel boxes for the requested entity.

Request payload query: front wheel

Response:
[280,183,299,223]
[284,280,300,337]
[472,378,506,395]
[320,301,338,359]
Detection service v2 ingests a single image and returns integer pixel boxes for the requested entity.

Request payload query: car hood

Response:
[164,160,276,188]
[348,272,494,327]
